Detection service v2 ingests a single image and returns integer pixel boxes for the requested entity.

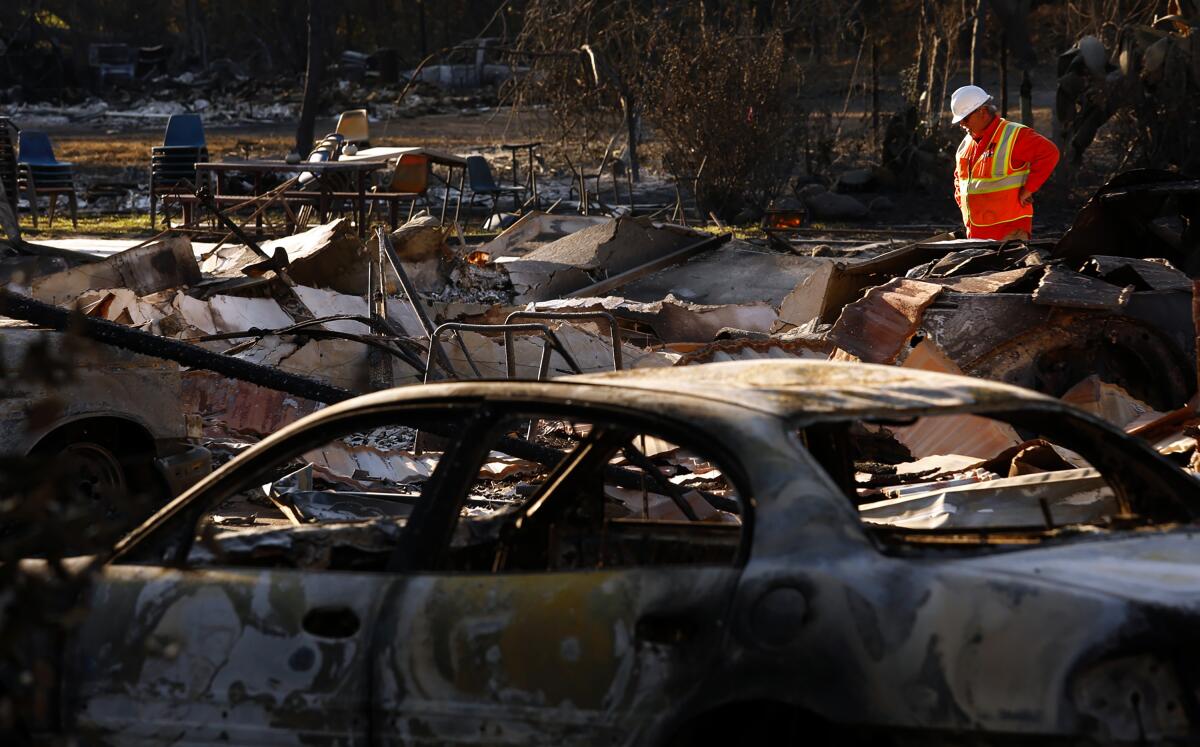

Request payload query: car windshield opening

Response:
[798,409,1171,545]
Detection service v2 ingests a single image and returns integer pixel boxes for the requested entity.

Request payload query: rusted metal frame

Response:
[501,323,582,379]
[376,227,469,379]
[505,310,623,440]
[492,427,631,572]
[368,241,429,368]
[505,310,624,371]
[221,175,299,217]
[451,165,467,225]
[422,322,582,383]
[564,232,733,299]
[0,288,353,405]
[367,237,396,390]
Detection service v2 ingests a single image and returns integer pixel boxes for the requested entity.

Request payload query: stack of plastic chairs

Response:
[17,131,78,228]
[0,118,18,214]
[298,133,344,187]
[150,114,208,228]
[293,133,348,229]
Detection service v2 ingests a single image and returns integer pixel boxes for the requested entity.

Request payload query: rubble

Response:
[827,279,943,363]
[30,235,200,305]
[495,216,709,302]
[4,151,1200,615]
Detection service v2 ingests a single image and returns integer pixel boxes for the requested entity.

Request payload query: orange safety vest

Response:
[955,118,1033,235]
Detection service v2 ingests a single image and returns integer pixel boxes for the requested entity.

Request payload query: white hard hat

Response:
[950,85,993,124]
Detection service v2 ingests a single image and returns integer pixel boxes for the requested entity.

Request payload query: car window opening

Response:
[799,412,1153,545]
[187,414,743,572]
[443,416,744,574]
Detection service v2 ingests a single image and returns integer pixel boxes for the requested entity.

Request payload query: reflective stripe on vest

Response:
[957,119,1032,229]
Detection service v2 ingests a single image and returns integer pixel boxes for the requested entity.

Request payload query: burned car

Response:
[35,360,1200,745]
[0,322,210,520]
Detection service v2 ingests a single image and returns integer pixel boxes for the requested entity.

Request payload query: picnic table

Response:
[339,146,468,224]
[194,159,389,237]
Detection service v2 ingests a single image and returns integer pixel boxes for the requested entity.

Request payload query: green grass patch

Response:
[19,213,156,240]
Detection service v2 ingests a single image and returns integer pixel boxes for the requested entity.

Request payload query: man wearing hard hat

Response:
[949,85,1059,241]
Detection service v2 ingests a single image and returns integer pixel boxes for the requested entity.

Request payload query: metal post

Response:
[1020,69,1034,126]
[376,227,464,378]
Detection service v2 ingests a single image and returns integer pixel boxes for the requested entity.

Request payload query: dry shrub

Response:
[650,22,804,221]
[505,1,662,181]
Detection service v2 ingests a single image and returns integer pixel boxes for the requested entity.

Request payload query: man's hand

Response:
[1018,186,1034,206]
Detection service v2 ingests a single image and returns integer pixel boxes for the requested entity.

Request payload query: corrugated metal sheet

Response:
[674,338,829,366]
[827,278,943,363]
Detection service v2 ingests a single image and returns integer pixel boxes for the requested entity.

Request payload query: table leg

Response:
[358,170,367,237]
[214,171,223,229]
[529,146,539,210]
[453,166,465,226]
[254,173,263,237]
[440,164,451,224]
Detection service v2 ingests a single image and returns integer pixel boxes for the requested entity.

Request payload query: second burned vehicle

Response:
[21,360,1200,745]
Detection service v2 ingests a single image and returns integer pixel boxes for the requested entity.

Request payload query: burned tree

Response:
[507,0,662,184]
[1055,1,1200,176]
[295,0,327,157]
[649,12,805,221]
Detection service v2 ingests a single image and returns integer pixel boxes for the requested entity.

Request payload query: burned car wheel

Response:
[59,440,128,505]
[31,420,168,522]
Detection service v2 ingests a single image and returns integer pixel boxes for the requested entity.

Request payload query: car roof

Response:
[566,360,1058,418]
[332,360,1062,423]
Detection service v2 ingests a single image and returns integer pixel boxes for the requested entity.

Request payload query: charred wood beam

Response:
[0,288,353,405]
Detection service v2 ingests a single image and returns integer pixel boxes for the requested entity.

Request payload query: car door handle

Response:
[302,606,361,639]
[635,613,697,646]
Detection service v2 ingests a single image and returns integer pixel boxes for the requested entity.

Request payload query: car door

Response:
[68,564,393,745]
[64,407,467,746]
[372,408,750,746]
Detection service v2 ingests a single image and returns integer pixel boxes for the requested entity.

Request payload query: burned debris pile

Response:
[0,171,1198,536]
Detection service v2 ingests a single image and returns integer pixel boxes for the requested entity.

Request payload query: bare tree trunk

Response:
[914,0,930,106]
[926,34,944,127]
[1020,68,1033,125]
[295,0,325,156]
[624,98,640,183]
[969,0,983,84]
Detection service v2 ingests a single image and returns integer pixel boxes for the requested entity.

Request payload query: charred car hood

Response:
[959,529,1200,608]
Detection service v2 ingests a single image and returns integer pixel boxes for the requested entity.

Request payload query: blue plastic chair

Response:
[17,131,77,228]
[159,114,207,150]
[18,131,72,170]
[465,155,524,224]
